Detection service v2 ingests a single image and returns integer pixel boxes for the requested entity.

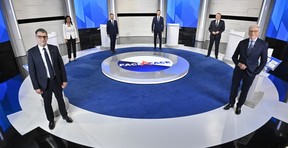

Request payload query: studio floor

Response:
[6,41,288,148]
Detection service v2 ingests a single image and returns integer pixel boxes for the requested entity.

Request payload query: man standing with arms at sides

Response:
[206,13,225,59]
[28,28,73,130]
[107,13,119,53]
[223,25,268,115]
[151,10,164,50]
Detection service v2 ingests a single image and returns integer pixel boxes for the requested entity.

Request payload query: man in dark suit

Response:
[28,28,73,130]
[107,13,119,53]
[151,10,164,50]
[206,13,225,59]
[224,25,268,115]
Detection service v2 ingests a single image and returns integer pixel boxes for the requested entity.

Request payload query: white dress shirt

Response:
[38,45,53,78]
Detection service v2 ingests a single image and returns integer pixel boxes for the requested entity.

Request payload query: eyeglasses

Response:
[249,30,259,33]
[37,35,48,39]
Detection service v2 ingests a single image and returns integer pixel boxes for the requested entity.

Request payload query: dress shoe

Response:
[205,55,210,57]
[223,103,234,110]
[63,116,73,123]
[235,107,241,115]
[49,121,55,130]
[215,56,218,59]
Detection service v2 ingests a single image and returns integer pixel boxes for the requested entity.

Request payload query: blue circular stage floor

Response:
[64,47,233,119]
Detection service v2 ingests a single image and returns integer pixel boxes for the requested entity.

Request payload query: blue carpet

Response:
[64,47,233,119]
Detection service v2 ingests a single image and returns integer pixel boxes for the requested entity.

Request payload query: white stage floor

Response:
[8,44,288,148]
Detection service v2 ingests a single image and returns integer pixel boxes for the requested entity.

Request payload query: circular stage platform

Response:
[101,51,189,84]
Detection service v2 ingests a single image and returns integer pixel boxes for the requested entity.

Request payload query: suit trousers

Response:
[110,35,116,51]
[207,35,220,57]
[66,37,76,59]
[228,68,256,108]
[154,32,162,49]
[41,78,67,122]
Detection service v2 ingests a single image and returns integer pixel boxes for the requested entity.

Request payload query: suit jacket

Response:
[28,44,67,90]
[107,20,119,36]
[208,20,225,38]
[232,38,268,76]
[151,16,164,33]
[63,24,78,39]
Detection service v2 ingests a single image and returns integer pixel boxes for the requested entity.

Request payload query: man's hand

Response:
[35,89,43,94]
[62,82,67,89]
[238,63,247,70]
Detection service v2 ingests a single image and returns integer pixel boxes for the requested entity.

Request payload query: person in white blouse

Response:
[63,16,78,62]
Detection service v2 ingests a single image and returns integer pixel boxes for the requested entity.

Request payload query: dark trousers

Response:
[207,36,220,57]
[110,35,116,51]
[228,69,255,108]
[41,78,67,122]
[66,37,76,59]
[154,31,162,49]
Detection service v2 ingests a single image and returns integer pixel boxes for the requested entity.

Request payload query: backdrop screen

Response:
[0,8,9,43]
[74,0,108,29]
[166,0,200,28]
[266,0,288,41]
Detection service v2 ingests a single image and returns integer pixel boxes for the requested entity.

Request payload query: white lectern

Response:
[47,32,59,48]
[166,23,180,47]
[245,51,282,108]
[224,30,245,62]
[100,24,110,49]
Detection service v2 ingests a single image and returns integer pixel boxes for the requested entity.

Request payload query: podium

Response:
[166,23,180,47]
[244,50,282,108]
[224,30,245,62]
[100,24,110,49]
[47,32,59,48]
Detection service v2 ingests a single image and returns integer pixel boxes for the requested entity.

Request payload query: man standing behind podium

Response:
[223,25,268,115]
[28,28,73,130]
[206,13,225,59]
[151,10,164,50]
[107,13,119,53]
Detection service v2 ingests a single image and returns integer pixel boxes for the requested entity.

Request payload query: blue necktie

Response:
[247,41,254,55]
[43,48,55,78]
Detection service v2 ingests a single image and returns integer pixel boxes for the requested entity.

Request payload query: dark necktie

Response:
[43,48,55,78]
[111,20,114,25]
[247,41,254,55]
[216,21,219,26]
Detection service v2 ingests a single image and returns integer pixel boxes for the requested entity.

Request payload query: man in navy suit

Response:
[151,10,164,50]
[224,25,268,115]
[206,13,225,59]
[107,13,119,53]
[28,28,73,130]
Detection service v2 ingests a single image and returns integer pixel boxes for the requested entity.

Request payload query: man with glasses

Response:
[223,25,268,115]
[28,28,73,130]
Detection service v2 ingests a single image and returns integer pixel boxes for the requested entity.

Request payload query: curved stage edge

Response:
[8,44,288,148]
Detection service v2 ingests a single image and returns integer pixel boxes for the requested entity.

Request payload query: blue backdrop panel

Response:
[74,0,108,29]
[266,0,288,41]
[166,0,200,28]
[0,8,10,43]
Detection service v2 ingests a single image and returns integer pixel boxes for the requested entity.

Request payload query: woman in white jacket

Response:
[63,16,78,62]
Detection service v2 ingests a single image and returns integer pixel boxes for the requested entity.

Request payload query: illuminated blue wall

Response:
[166,0,200,28]
[74,0,108,29]
[266,0,288,41]
[0,8,9,43]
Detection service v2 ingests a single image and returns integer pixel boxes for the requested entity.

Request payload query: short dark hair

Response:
[110,13,114,16]
[157,10,161,12]
[216,13,222,16]
[64,15,73,25]
[35,28,47,35]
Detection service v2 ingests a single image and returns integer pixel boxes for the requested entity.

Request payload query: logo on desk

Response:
[118,56,173,72]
